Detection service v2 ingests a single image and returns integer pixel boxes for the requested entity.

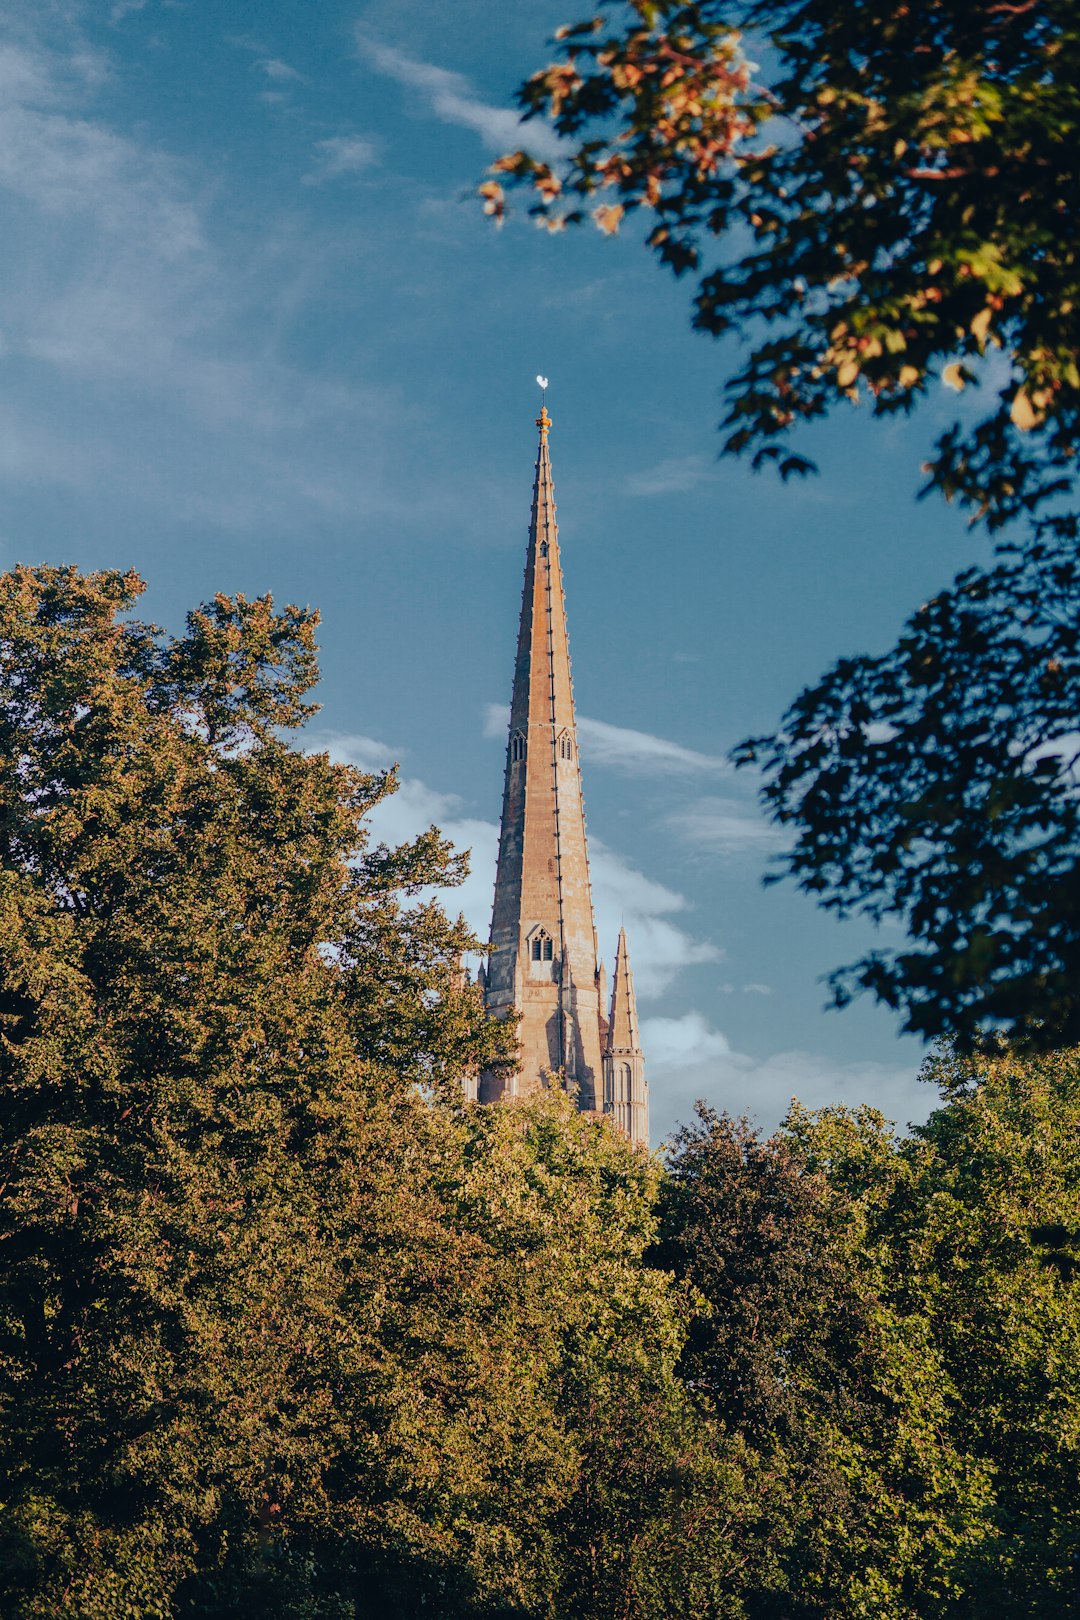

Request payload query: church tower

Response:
[479,402,648,1147]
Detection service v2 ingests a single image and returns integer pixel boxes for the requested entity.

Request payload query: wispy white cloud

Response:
[257,57,304,83]
[589,840,719,999]
[641,1010,928,1138]
[643,1011,732,1072]
[482,704,508,739]
[578,715,728,776]
[314,732,718,1000]
[0,22,410,534]
[0,44,200,252]
[668,794,788,858]
[625,453,718,497]
[720,981,773,995]
[357,35,562,160]
[483,703,728,777]
[304,134,380,184]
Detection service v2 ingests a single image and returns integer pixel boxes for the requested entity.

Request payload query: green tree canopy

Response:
[656,1048,1080,1617]
[8,563,1080,1618]
[0,565,703,1619]
[865,1043,1080,1616]
[656,1105,990,1617]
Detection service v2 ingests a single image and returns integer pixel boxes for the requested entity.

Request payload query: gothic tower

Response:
[479,404,648,1147]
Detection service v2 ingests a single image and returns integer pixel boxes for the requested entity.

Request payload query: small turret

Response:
[603,928,648,1147]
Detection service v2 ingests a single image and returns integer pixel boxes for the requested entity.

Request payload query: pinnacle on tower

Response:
[603,928,648,1146]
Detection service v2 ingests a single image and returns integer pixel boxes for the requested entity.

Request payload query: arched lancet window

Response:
[511,731,526,762]
[619,1063,632,1089]
[557,731,574,761]
[531,929,554,962]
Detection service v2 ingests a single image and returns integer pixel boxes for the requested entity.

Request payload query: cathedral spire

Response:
[479,395,648,1148]
[481,402,603,1107]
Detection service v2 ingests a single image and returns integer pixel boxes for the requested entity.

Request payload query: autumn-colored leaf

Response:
[594,202,625,235]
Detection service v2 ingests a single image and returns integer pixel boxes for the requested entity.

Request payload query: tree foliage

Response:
[735,513,1080,1048]
[657,1106,991,1618]
[5,565,1080,1618]
[884,1043,1080,1616]
[0,565,694,1619]
[490,0,1080,1044]
[658,1046,1080,1618]
[490,0,1080,526]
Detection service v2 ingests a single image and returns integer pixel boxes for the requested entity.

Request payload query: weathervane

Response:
[535,374,551,436]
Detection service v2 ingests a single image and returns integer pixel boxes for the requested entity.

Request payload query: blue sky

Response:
[2,0,991,1139]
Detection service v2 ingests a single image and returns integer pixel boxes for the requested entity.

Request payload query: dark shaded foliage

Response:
[493,1,1080,1045]
[736,514,1080,1047]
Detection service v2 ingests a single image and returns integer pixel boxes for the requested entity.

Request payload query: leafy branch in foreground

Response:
[488,0,1080,529]
[489,1,1080,1045]
[734,514,1080,1047]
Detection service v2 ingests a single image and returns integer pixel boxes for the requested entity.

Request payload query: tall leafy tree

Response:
[655,1105,990,1618]
[735,516,1080,1047]
[0,565,743,1620]
[890,1044,1080,1617]
[655,1060,1080,1617]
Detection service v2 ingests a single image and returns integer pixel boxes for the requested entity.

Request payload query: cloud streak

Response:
[0,21,420,537]
[257,57,304,83]
[578,715,728,776]
[314,732,718,1001]
[625,454,718,497]
[357,36,562,160]
[484,704,728,777]
[305,134,380,183]
[668,794,788,858]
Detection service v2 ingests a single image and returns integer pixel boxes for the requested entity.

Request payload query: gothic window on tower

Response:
[557,731,573,761]
[511,730,526,762]
[528,927,555,977]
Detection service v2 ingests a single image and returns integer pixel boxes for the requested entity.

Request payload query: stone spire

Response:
[603,928,648,1147]
[481,405,604,1109]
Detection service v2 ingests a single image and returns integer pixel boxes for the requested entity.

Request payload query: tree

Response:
[491,0,1079,525]
[655,1105,989,1618]
[654,1058,1080,1617]
[734,514,1080,1048]
[489,1,1080,1045]
[0,565,751,1620]
[874,1044,1080,1617]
